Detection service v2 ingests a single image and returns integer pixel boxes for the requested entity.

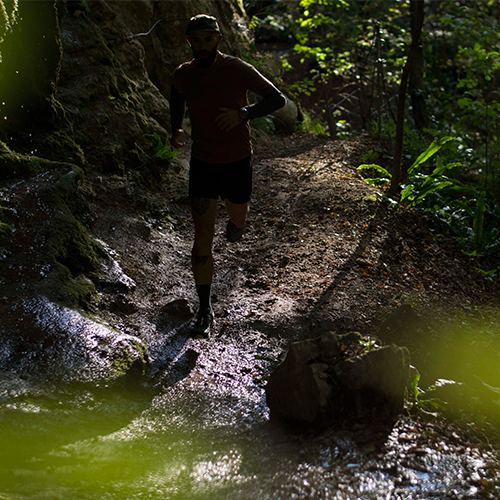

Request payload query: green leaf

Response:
[409,181,454,206]
[408,137,455,174]
[357,164,391,178]
[457,97,474,108]
[431,161,461,177]
[400,185,414,203]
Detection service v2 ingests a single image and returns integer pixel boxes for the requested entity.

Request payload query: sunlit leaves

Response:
[289,77,316,96]
[0,0,19,36]
[408,137,455,175]
[458,43,500,83]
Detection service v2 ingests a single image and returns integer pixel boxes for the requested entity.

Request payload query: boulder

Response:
[334,344,410,418]
[0,296,149,385]
[1,0,253,170]
[266,332,410,427]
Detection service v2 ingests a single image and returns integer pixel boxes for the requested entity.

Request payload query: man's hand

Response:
[170,129,186,148]
[216,107,242,132]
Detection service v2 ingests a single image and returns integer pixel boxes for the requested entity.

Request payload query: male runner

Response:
[170,14,286,338]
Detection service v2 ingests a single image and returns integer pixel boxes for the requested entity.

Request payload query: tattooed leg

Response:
[190,198,217,285]
[191,197,211,217]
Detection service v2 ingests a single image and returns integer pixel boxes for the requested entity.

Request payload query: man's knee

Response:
[191,197,213,217]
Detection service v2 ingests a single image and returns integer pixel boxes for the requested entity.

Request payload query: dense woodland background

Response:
[249,0,500,272]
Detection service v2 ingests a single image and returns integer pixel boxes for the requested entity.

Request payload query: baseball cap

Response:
[186,14,220,34]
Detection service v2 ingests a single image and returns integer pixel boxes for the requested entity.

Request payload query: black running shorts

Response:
[189,156,253,204]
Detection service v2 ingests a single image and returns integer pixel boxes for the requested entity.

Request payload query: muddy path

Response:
[2,133,500,499]
[59,133,498,497]
[90,132,496,374]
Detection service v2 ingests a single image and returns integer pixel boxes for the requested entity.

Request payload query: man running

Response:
[170,14,286,338]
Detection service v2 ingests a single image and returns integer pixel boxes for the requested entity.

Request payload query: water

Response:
[1,334,498,500]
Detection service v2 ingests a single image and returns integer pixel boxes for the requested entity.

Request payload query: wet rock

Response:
[94,238,136,292]
[161,298,193,321]
[0,296,148,385]
[334,344,410,418]
[266,332,410,427]
[0,164,103,307]
[109,294,138,316]
[0,371,56,403]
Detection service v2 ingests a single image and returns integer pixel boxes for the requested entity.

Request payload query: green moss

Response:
[50,216,100,275]
[42,130,86,166]
[0,152,41,181]
[45,168,99,276]
[40,166,102,307]
[53,166,85,200]
[55,263,98,308]
[111,339,148,377]
[0,149,79,185]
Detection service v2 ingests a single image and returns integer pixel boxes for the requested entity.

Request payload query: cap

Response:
[186,14,220,34]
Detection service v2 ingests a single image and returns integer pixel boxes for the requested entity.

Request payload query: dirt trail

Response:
[89,131,497,387]
[2,133,500,499]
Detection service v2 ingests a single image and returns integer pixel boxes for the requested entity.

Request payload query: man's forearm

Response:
[170,85,185,131]
[243,89,286,120]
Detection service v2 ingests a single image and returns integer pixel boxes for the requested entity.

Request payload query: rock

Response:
[109,294,138,316]
[334,344,410,418]
[161,298,193,321]
[94,238,137,292]
[0,296,148,385]
[1,0,253,170]
[265,337,333,424]
[266,332,410,427]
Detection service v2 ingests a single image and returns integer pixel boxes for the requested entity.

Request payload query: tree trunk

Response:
[409,0,430,131]
[388,0,425,198]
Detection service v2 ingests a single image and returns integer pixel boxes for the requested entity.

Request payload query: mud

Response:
[1,134,500,498]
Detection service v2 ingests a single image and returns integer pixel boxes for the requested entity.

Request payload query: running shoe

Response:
[226,220,245,242]
[191,307,213,339]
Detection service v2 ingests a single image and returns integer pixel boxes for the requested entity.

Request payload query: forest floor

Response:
[82,130,500,496]
[87,130,500,386]
[92,131,499,378]
[3,131,500,497]
[90,129,500,414]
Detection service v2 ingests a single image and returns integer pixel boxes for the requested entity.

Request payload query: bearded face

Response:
[192,45,218,68]
[188,32,221,69]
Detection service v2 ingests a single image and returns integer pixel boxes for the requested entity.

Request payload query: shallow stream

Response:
[1,328,498,500]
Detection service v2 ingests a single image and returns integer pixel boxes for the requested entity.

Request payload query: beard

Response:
[192,46,218,69]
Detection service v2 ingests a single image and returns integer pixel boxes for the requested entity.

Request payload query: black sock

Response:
[196,284,211,311]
